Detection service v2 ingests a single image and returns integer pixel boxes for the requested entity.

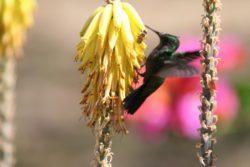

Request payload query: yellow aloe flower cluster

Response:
[0,0,36,57]
[76,0,147,131]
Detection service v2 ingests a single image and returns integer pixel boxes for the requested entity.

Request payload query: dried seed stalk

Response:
[198,0,222,166]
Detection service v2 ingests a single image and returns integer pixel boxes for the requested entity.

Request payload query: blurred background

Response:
[16,0,249,166]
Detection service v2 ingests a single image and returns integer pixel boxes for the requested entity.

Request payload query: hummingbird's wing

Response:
[172,51,200,63]
[156,50,201,78]
[156,63,199,78]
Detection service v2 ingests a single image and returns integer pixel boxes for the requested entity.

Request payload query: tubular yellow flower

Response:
[0,0,36,57]
[76,0,147,133]
[77,1,146,165]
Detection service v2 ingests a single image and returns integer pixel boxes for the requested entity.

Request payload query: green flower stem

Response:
[198,0,222,166]
[0,57,16,167]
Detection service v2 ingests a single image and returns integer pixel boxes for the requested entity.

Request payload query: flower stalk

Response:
[76,0,146,166]
[0,0,35,166]
[0,57,16,167]
[92,109,113,167]
[198,0,222,166]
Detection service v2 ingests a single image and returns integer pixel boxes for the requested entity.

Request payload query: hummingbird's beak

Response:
[145,25,162,37]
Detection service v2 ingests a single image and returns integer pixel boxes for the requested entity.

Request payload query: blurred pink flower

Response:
[128,83,171,141]
[176,92,200,139]
[129,36,245,141]
[178,36,246,71]
[176,79,239,139]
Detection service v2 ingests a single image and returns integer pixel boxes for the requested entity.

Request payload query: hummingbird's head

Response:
[160,33,180,52]
[146,25,180,53]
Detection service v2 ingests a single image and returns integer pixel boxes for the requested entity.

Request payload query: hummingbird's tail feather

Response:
[124,83,147,115]
[124,76,164,115]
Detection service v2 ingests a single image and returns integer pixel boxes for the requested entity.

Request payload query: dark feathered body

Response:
[124,76,164,114]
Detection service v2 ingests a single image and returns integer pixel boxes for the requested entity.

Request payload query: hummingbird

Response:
[124,26,201,115]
